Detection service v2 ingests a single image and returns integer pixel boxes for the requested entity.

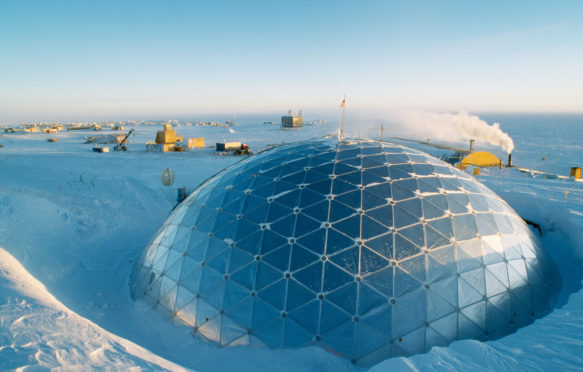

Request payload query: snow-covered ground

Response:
[1,118,582,371]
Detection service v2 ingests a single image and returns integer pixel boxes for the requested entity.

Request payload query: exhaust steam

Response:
[394,110,514,154]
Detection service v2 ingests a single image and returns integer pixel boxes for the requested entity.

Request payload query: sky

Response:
[0,0,582,123]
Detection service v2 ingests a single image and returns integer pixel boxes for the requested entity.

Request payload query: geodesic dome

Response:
[131,138,560,365]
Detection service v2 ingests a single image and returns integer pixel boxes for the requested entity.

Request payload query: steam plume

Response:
[394,110,514,153]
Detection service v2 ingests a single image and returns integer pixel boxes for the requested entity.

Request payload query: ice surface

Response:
[0,116,582,370]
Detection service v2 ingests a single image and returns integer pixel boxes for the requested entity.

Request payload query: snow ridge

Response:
[0,247,188,371]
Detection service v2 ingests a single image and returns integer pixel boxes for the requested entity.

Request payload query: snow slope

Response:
[1,119,582,371]
[0,246,188,371]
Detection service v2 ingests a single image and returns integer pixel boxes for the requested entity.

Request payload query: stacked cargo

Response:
[146,124,204,152]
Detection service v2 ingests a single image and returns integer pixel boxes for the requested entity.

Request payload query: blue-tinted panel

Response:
[392,179,418,201]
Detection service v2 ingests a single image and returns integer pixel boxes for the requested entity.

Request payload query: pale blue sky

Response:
[0,0,582,122]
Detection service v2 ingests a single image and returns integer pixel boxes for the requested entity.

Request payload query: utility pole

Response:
[340,95,346,138]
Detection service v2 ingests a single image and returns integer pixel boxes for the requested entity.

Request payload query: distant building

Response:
[281,109,303,128]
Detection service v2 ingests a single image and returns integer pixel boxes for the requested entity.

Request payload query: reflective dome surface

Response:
[131,139,560,365]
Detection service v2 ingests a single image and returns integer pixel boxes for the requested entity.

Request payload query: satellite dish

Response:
[161,168,175,186]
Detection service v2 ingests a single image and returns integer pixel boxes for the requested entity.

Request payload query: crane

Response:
[114,128,135,151]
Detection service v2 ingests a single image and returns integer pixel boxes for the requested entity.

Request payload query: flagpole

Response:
[340,94,346,138]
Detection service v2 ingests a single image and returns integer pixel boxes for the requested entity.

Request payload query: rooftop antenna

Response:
[339,95,346,140]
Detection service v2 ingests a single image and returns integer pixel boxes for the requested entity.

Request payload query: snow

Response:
[1,117,583,371]
[0,246,188,371]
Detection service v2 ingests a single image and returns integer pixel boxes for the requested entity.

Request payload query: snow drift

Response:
[0,246,187,371]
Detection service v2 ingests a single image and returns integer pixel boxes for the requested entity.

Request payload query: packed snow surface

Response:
[1,115,582,371]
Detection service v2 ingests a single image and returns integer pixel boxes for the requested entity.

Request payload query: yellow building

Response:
[459,151,501,169]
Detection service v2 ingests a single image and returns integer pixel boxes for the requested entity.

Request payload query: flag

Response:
[339,98,345,108]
